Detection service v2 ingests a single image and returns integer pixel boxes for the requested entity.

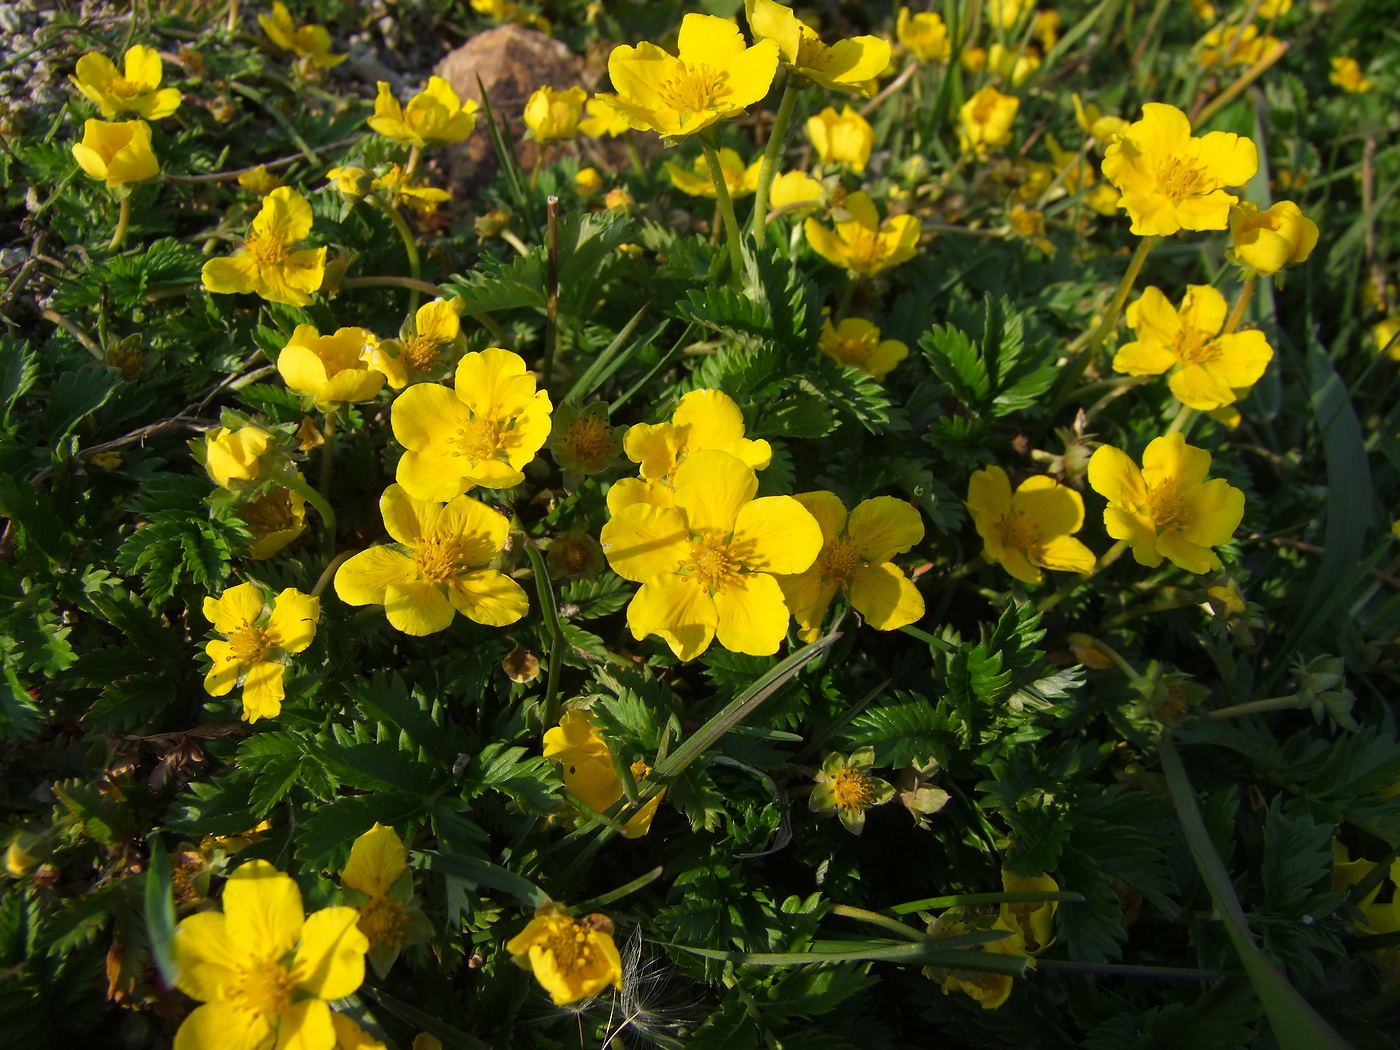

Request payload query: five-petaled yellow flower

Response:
[1113,285,1273,411]
[745,0,890,96]
[71,119,160,189]
[810,747,896,835]
[897,8,951,64]
[818,317,908,380]
[959,86,1019,156]
[507,905,624,1006]
[202,582,319,724]
[369,77,478,146]
[1228,200,1319,275]
[202,186,327,307]
[605,13,779,140]
[258,1,347,68]
[365,298,465,390]
[70,45,181,119]
[1329,56,1373,94]
[341,824,429,975]
[776,492,925,643]
[544,711,664,838]
[1100,103,1258,237]
[664,148,761,198]
[807,105,875,172]
[172,859,367,1050]
[804,191,921,277]
[278,325,387,407]
[601,449,822,661]
[524,85,588,142]
[1088,433,1245,574]
[335,484,528,636]
[391,346,553,499]
[965,466,1097,585]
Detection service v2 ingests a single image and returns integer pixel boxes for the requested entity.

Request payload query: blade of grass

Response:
[889,890,1086,915]
[416,850,550,910]
[564,305,657,407]
[143,837,179,988]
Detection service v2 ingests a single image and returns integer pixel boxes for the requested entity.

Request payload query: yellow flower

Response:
[987,43,1040,87]
[961,45,988,73]
[1008,205,1054,254]
[998,871,1059,955]
[1113,285,1273,410]
[201,187,327,307]
[604,187,633,213]
[202,583,319,723]
[897,8,951,64]
[986,0,1028,29]
[524,85,587,142]
[237,164,283,195]
[1228,200,1319,275]
[1100,103,1258,237]
[1032,10,1061,50]
[1374,316,1400,360]
[472,0,550,32]
[810,747,896,835]
[745,0,890,96]
[775,491,925,643]
[549,401,623,483]
[238,486,307,559]
[364,298,465,390]
[804,191,921,277]
[342,824,429,974]
[203,424,273,489]
[335,484,528,635]
[966,466,1096,585]
[1088,433,1246,574]
[768,170,825,214]
[939,923,1025,1008]
[69,45,181,119]
[1330,56,1373,93]
[544,711,663,837]
[1198,24,1279,68]
[1072,94,1129,143]
[959,86,1019,155]
[606,13,779,139]
[332,1014,388,1050]
[506,904,624,1006]
[278,325,387,407]
[368,77,478,146]
[664,148,762,198]
[817,317,908,380]
[807,105,875,172]
[172,859,367,1050]
[573,166,603,196]
[258,1,347,68]
[391,346,553,499]
[71,119,159,188]
[371,164,452,214]
[579,94,632,137]
[1190,0,1217,20]
[601,449,822,660]
[1258,0,1291,15]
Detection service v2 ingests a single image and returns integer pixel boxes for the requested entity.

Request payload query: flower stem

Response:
[404,144,422,180]
[1164,401,1197,436]
[1068,631,1151,691]
[830,905,924,942]
[316,408,338,560]
[834,277,858,323]
[1036,538,1129,613]
[339,275,443,296]
[699,134,746,285]
[310,551,352,598]
[523,539,564,734]
[283,472,337,562]
[543,195,559,392]
[108,195,132,252]
[1223,275,1257,335]
[375,199,423,312]
[751,76,800,245]
[1207,695,1299,720]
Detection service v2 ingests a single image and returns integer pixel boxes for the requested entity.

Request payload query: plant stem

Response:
[699,134,746,284]
[108,195,132,252]
[310,551,352,598]
[374,200,423,312]
[1208,695,1298,720]
[1164,401,1197,436]
[1068,632,1151,691]
[340,275,443,296]
[543,195,559,391]
[834,277,858,322]
[404,144,422,180]
[523,540,564,733]
[1037,538,1129,612]
[317,408,337,560]
[751,76,800,245]
[830,905,923,942]
[283,473,337,562]
[1223,275,1257,335]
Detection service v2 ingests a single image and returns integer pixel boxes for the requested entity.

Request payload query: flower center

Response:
[796,32,835,72]
[402,334,441,373]
[844,226,885,267]
[564,417,612,466]
[1154,155,1211,201]
[538,918,600,974]
[230,623,271,664]
[414,532,469,584]
[832,335,874,367]
[109,75,140,98]
[228,956,298,1018]
[828,767,875,810]
[357,896,408,952]
[239,489,299,534]
[1146,480,1186,533]
[817,539,863,585]
[656,62,728,117]
[453,416,505,462]
[245,232,289,267]
[1173,329,1223,365]
[998,509,1040,551]
[685,533,742,592]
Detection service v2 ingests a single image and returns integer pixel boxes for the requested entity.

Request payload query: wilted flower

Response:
[987,42,1040,87]
[523,85,587,142]
[998,871,1059,955]
[810,747,896,835]
[1228,200,1319,274]
[506,905,624,1006]
[547,530,605,579]
[966,466,1096,585]
[1198,24,1279,69]
[238,485,307,559]
[202,583,319,723]
[818,317,908,380]
[369,77,478,146]
[259,1,347,68]
[71,119,159,189]
[370,164,452,214]
[807,105,875,172]
[201,187,326,307]
[69,45,181,119]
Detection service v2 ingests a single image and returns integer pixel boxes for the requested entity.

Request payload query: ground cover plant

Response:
[2,0,1399,1046]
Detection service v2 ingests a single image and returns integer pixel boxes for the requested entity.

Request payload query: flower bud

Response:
[1229,200,1319,275]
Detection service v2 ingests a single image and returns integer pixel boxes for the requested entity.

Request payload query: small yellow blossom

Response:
[204,424,274,490]
[549,401,623,485]
[940,928,1025,1009]
[1190,0,1217,19]
[238,486,307,560]
[369,77,478,146]
[745,0,890,96]
[1072,94,1129,143]
[1198,23,1280,68]
[897,8,951,64]
[1113,285,1273,410]
[1330,56,1373,93]
[1088,433,1246,574]
[326,164,373,202]
[172,860,366,1050]
[1257,0,1291,18]
[258,1,347,68]
[768,170,825,214]
[987,43,1040,87]
[606,14,779,139]
[817,317,908,380]
[544,711,664,837]
[775,491,925,642]
[998,871,1059,955]
[507,905,624,1006]
[90,451,123,469]
[804,191,921,277]
[959,86,1019,155]
[334,484,528,635]
[1032,10,1061,50]
[236,164,282,195]
[201,186,326,307]
[966,466,1096,585]
[524,85,587,142]
[391,346,552,499]
[664,148,761,199]
[332,1015,389,1050]
[961,45,988,73]
[1374,316,1400,360]
[579,94,632,137]
[986,0,1028,29]
[365,298,466,390]
[202,583,319,722]
[371,164,452,214]
[810,747,896,835]
[342,824,430,975]
[604,187,633,213]
[1008,204,1054,254]
[573,166,603,196]
[71,119,159,189]
[807,105,875,172]
[472,0,551,31]
[1101,103,1257,237]
[69,45,181,119]
[1228,200,1319,274]
[278,325,387,407]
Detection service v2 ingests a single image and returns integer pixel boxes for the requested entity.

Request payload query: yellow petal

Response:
[1034,534,1097,575]
[293,906,368,999]
[438,494,511,567]
[600,503,689,583]
[677,12,748,63]
[1179,478,1244,548]
[252,186,314,245]
[384,580,455,635]
[205,581,266,633]
[848,496,924,563]
[848,561,924,630]
[203,640,241,697]
[1141,433,1211,490]
[1113,340,1178,376]
[240,661,286,722]
[343,824,407,897]
[1087,445,1146,506]
[627,576,717,661]
[793,490,848,543]
[267,589,319,653]
[672,449,758,535]
[1014,476,1084,537]
[201,255,259,296]
[746,0,802,64]
[335,545,416,608]
[174,1001,273,1050]
[448,570,530,626]
[173,911,236,1001]
[222,860,304,959]
[712,572,793,655]
[731,496,823,574]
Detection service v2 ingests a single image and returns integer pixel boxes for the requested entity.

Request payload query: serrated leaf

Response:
[0,335,37,426]
[442,252,547,316]
[348,671,457,766]
[43,367,117,446]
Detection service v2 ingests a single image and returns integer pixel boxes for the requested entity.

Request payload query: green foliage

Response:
[115,475,250,602]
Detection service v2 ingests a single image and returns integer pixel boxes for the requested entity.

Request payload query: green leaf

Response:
[143,838,179,987]
[0,335,37,426]
[0,666,40,740]
[43,368,118,446]
[442,252,546,316]
[417,850,550,909]
[348,671,457,767]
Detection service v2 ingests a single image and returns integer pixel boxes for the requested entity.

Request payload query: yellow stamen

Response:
[401,334,442,373]
[1174,329,1223,365]
[1146,481,1186,532]
[414,532,468,583]
[685,533,742,592]
[828,767,875,810]
[453,416,504,461]
[998,510,1040,551]
[357,896,408,951]
[229,623,271,664]
[1154,156,1210,201]
[228,957,297,1018]
[245,232,289,267]
[564,417,611,466]
[817,539,863,584]
[656,63,728,116]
